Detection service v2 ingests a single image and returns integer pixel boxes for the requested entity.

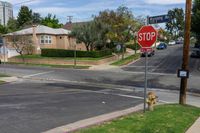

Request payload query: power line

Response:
[14,0,38,6]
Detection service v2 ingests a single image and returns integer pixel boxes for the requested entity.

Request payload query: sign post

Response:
[148,14,170,24]
[137,25,157,112]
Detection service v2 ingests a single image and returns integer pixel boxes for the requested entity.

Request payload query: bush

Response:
[41,49,112,58]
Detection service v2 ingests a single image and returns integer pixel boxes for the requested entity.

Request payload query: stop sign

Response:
[137,26,157,48]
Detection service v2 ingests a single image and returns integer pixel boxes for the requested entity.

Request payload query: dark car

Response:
[191,49,200,58]
[141,49,155,57]
[157,43,167,50]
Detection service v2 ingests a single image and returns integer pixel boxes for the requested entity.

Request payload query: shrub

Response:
[41,49,112,58]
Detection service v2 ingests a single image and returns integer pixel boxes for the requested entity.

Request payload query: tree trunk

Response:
[86,45,89,51]
[20,53,25,63]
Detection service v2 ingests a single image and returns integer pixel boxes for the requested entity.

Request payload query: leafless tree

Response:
[10,34,34,62]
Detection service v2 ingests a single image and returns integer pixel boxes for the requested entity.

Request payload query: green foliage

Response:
[166,8,184,39]
[126,43,140,50]
[71,20,109,51]
[192,0,200,44]
[0,24,8,34]
[41,14,62,28]
[7,18,18,32]
[111,53,140,66]
[76,104,200,133]
[95,6,140,44]
[41,49,112,58]
[17,6,33,28]
[32,12,42,24]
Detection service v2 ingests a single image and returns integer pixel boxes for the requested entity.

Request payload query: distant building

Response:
[0,1,13,26]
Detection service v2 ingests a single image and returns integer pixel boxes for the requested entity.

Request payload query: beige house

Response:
[3,25,86,55]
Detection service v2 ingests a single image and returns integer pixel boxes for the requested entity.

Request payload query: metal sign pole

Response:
[74,44,77,68]
[143,16,149,113]
[144,51,148,113]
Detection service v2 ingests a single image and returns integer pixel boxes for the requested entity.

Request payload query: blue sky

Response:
[6,0,185,24]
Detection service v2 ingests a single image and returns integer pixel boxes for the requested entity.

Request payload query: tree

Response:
[191,0,200,46]
[17,6,33,28]
[7,18,18,32]
[71,20,109,51]
[0,25,8,34]
[41,14,62,28]
[10,35,34,62]
[94,6,140,58]
[166,8,184,39]
[95,6,136,43]
[32,12,42,24]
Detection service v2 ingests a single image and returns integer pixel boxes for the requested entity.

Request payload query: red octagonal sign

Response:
[137,25,157,48]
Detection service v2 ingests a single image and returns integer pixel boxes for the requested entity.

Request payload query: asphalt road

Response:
[0,44,199,132]
[0,45,199,92]
[0,79,143,133]
[123,45,200,75]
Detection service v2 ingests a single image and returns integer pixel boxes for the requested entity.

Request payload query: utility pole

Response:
[179,0,192,104]
[67,16,73,23]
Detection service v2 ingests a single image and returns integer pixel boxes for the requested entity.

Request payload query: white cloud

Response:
[145,0,185,5]
[34,1,117,16]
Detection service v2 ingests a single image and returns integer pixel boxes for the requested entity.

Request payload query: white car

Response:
[168,40,176,45]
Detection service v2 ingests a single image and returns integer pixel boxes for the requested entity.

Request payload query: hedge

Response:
[41,49,112,58]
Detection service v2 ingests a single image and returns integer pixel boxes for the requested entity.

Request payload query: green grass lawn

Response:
[0,80,5,84]
[0,73,9,85]
[76,104,200,133]
[0,73,9,77]
[111,53,140,66]
[15,55,114,61]
[8,62,90,69]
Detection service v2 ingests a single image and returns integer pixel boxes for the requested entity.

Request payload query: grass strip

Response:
[0,73,10,77]
[8,62,90,69]
[111,53,140,66]
[76,104,200,133]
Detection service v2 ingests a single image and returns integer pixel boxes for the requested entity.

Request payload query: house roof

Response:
[5,25,71,36]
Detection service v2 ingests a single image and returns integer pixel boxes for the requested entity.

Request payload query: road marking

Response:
[22,71,54,78]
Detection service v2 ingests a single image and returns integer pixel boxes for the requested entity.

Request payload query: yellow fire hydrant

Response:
[146,91,158,111]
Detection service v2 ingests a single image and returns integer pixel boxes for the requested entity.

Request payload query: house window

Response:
[40,35,52,44]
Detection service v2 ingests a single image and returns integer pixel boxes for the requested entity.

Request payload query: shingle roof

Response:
[6,25,71,36]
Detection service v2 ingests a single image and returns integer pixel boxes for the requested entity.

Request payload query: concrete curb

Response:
[0,77,18,83]
[186,117,200,133]
[42,104,143,133]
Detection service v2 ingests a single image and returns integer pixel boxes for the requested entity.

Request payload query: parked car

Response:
[157,43,167,50]
[175,40,183,44]
[141,49,155,57]
[191,49,200,58]
[194,44,200,49]
[168,40,176,45]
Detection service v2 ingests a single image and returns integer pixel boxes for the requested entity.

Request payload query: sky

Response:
[5,0,185,24]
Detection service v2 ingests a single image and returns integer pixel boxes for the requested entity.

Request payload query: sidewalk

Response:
[0,76,18,83]
[186,117,200,133]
